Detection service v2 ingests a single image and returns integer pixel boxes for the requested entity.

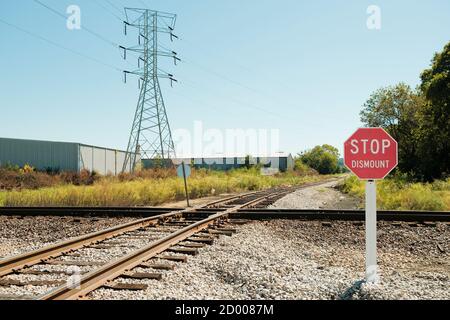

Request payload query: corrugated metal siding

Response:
[93,147,106,175]
[105,150,116,175]
[116,152,127,172]
[79,145,138,175]
[79,146,93,172]
[0,138,79,172]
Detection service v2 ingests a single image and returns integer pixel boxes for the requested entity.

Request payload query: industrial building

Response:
[186,153,294,172]
[0,137,139,175]
[143,153,294,172]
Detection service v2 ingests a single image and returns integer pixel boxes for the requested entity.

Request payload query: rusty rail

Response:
[0,187,291,279]
[38,189,290,300]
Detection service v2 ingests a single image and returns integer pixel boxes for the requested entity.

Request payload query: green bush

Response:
[299,145,340,174]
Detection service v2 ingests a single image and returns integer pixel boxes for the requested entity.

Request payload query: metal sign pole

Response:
[181,161,190,207]
[365,180,378,283]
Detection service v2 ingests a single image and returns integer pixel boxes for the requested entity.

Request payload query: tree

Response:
[417,42,450,180]
[359,41,450,181]
[359,83,424,176]
[299,145,340,174]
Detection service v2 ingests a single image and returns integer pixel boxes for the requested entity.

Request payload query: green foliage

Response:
[293,158,312,175]
[416,42,450,180]
[340,175,450,211]
[299,144,340,174]
[360,83,423,176]
[360,41,450,181]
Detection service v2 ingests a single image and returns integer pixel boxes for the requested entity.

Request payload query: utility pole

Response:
[121,8,180,172]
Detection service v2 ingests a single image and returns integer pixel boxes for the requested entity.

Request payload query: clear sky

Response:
[0,0,449,156]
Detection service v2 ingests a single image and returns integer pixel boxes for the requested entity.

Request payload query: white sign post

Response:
[344,128,398,284]
[365,180,378,283]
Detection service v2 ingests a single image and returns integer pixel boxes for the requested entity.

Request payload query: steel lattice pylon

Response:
[122,8,179,172]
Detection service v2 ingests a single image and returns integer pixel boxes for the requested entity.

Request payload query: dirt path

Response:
[270,180,361,209]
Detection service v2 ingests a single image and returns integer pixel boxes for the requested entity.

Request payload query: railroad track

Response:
[0,182,448,300]
[0,186,295,300]
[232,208,450,222]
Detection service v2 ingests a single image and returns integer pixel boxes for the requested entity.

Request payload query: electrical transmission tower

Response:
[121,8,180,172]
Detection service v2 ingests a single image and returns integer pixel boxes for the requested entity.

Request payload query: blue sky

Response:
[0,0,449,156]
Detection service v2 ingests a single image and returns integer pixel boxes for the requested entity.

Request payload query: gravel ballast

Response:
[89,220,449,300]
[0,216,138,259]
[1,182,448,300]
[270,180,360,209]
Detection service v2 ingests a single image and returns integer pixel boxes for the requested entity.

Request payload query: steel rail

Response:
[38,190,290,300]
[232,209,450,222]
[0,211,181,277]
[0,207,182,217]
[0,188,281,278]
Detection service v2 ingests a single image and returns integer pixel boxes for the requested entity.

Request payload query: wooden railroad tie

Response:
[228,219,250,225]
[121,271,162,280]
[214,227,237,233]
[208,229,234,236]
[167,247,198,256]
[197,232,220,238]
[159,255,188,263]
[0,279,65,287]
[179,242,205,249]
[103,282,148,291]
[139,262,175,270]
[187,237,214,245]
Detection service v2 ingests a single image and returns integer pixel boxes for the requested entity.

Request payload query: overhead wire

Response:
[92,0,124,22]
[179,36,302,112]
[176,77,285,120]
[0,17,122,72]
[103,0,125,17]
[32,0,142,71]
[33,0,119,48]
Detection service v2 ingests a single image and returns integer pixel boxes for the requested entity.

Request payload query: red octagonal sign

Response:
[344,128,398,180]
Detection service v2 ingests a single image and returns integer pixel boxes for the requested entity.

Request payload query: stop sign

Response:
[344,128,398,180]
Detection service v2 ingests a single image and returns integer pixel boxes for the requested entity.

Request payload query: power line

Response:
[32,0,139,70]
[181,58,270,98]
[103,0,125,17]
[137,0,149,8]
[179,38,302,111]
[92,0,123,22]
[0,17,122,72]
[33,0,119,48]
[178,79,285,119]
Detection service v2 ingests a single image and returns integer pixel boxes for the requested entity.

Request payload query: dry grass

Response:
[0,167,98,191]
[339,175,450,211]
[0,168,333,207]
